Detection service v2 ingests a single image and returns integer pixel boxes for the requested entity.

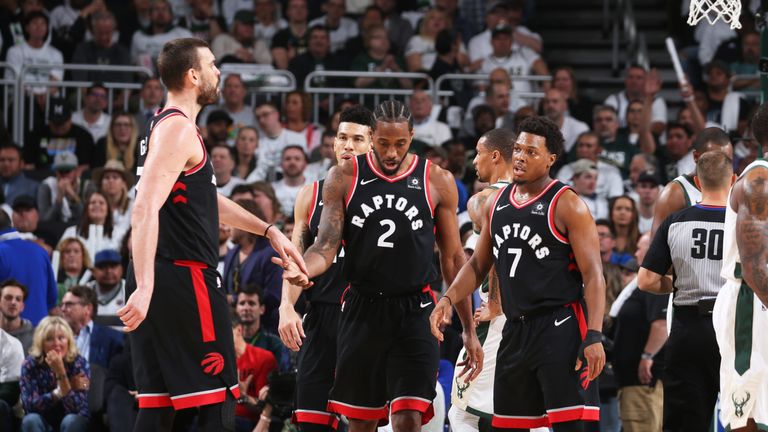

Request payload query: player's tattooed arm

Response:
[302,162,350,279]
[736,170,768,308]
[467,188,492,233]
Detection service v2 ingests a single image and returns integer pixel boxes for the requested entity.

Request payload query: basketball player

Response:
[278,105,375,431]
[650,127,733,235]
[279,100,482,432]
[714,103,768,432]
[448,128,512,432]
[432,116,606,431]
[639,151,734,432]
[117,38,307,432]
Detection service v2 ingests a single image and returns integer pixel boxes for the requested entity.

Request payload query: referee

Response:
[638,151,734,432]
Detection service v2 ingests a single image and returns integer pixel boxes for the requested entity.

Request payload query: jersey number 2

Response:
[377,219,396,248]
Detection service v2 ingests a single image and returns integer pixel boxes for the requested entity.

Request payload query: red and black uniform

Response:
[488,179,599,429]
[327,153,439,425]
[127,107,240,410]
[293,179,346,430]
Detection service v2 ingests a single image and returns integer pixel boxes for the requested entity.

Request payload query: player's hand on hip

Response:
[266,226,309,276]
[278,305,305,352]
[457,330,484,382]
[117,288,152,332]
[271,257,313,288]
[429,297,452,342]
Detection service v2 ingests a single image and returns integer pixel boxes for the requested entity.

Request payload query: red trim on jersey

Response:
[327,400,388,422]
[172,195,188,204]
[547,405,600,423]
[569,301,587,340]
[293,410,340,429]
[365,152,419,183]
[509,179,558,209]
[424,160,435,217]
[345,156,359,208]
[170,386,240,410]
[390,396,435,424]
[184,134,208,176]
[547,186,571,244]
[307,181,319,222]
[488,187,506,230]
[491,414,550,429]
[137,393,173,408]
[174,260,216,343]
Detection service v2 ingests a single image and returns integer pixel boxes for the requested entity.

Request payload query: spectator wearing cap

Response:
[71,10,132,83]
[25,99,96,170]
[478,22,548,96]
[270,145,308,215]
[211,144,245,197]
[11,195,57,253]
[702,60,751,132]
[0,279,35,353]
[557,131,624,200]
[205,110,234,149]
[604,65,667,135]
[91,160,134,235]
[55,238,93,304]
[72,82,112,143]
[633,171,661,234]
[61,191,126,262]
[571,158,608,220]
[0,144,39,207]
[86,249,126,317]
[468,1,508,65]
[4,11,64,94]
[198,74,257,142]
[308,0,358,53]
[130,0,193,74]
[411,90,453,148]
[211,10,272,65]
[543,88,589,154]
[37,151,84,234]
[0,211,57,325]
[61,285,123,371]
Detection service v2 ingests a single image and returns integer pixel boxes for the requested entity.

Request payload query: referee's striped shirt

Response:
[642,204,726,306]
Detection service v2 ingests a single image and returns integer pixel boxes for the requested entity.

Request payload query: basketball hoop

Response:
[687,0,742,29]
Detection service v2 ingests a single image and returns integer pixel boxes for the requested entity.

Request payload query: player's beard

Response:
[372,148,404,176]
[197,77,219,106]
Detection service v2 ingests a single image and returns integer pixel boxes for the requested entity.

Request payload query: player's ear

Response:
[693,175,701,190]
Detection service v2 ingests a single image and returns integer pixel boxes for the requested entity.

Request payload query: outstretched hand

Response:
[272,257,313,288]
[457,330,484,382]
[267,226,309,276]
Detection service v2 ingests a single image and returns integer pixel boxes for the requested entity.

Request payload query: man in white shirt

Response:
[570,158,608,220]
[71,83,111,142]
[0,327,23,431]
[543,88,589,153]
[479,24,548,96]
[248,101,307,182]
[211,144,245,196]
[468,1,542,66]
[270,145,308,216]
[604,64,667,135]
[130,0,193,74]
[634,171,661,233]
[86,250,126,317]
[411,90,453,147]
[5,11,64,92]
[198,74,257,139]
[557,131,625,200]
[308,0,358,53]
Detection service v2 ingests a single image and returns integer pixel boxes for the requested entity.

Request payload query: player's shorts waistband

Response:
[510,302,577,323]
[348,285,433,300]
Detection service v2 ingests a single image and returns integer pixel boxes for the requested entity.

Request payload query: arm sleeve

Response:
[642,216,673,275]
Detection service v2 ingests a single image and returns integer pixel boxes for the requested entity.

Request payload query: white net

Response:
[687,0,742,29]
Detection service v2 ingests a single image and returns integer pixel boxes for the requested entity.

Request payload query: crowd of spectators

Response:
[0,0,762,431]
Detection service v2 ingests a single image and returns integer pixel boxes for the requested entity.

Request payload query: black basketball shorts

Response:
[327,286,439,425]
[127,259,239,410]
[293,302,341,429]
[491,302,600,430]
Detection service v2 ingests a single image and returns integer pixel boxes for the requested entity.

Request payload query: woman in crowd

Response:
[283,90,325,154]
[251,182,284,225]
[92,160,134,234]
[609,195,640,255]
[55,238,92,303]
[406,8,467,72]
[61,191,125,260]
[235,126,259,181]
[98,112,138,172]
[20,316,90,432]
[551,66,594,124]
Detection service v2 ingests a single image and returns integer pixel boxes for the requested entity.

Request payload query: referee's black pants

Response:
[662,306,720,432]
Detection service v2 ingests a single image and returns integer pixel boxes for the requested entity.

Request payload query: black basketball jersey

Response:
[344,153,437,296]
[306,179,347,304]
[135,107,219,267]
[490,180,583,317]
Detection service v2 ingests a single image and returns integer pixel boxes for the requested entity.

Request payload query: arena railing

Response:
[433,73,550,106]
[15,64,153,147]
[303,70,434,123]
[218,64,296,106]
[0,63,16,136]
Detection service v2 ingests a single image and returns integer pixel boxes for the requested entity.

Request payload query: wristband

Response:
[441,295,453,306]
[641,351,654,361]
[577,330,603,364]
[264,224,273,237]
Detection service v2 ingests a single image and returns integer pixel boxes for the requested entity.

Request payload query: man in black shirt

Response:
[288,25,342,88]
[25,98,97,170]
[71,10,132,83]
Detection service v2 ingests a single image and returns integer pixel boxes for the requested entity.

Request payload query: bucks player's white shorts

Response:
[713,280,768,430]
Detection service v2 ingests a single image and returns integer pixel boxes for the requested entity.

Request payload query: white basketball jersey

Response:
[672,174,702,206]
